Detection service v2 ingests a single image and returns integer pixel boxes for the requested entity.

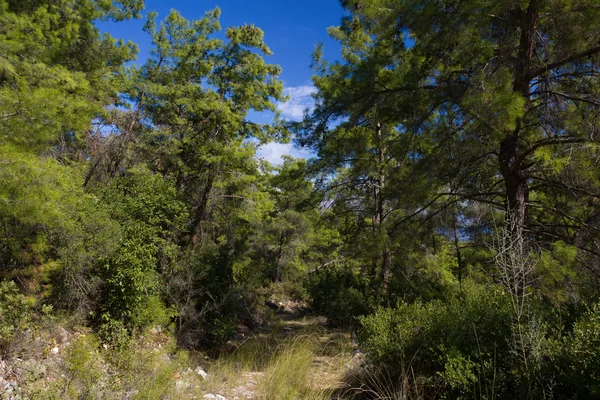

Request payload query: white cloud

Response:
[256,142,314,165]
[277,85,316,120]
[250,85,317,165]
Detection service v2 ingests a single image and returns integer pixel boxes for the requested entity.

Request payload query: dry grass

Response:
[6,311,356,399]
[195,315,355,399]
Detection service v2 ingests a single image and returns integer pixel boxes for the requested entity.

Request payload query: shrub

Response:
[0,280,33,356]
[306,268,373,327]
[174,247,256,348]
[97,318,131,349]
[550,302,600,398]
[91,168,186,336]
[63,335,104,398]
[359,281,514,398]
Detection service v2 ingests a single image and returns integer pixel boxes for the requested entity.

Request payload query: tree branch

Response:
[528,45,600,80]
[515,136,588,169]
[542,90,600,107]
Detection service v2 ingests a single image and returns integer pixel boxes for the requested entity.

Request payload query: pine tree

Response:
[302,0,600,254]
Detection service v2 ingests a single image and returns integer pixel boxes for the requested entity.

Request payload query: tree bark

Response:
[500,2,538,231]
[500,135,527,230]
[190,172,215,249]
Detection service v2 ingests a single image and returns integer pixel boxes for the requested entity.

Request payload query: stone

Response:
[175,379,191,391]
[150,326,162,334]
[195,367,209,380]
[57,327,69,344]
[203,394,227,400]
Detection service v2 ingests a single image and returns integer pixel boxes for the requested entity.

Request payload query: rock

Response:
[51,347,59,354]
[203,394,227,400]
[232,386,255,399]
[195,367,209,380]
[57,327,69,344]
[150,326,162,334]
[175,379,191,391]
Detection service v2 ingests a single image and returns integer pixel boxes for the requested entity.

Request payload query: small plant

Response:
[63,334,103,398]
[343,364,429,400]
[0,279,33,356]
[97,317,131,349]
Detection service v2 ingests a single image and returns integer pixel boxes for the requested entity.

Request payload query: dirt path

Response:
[198,309,357,400]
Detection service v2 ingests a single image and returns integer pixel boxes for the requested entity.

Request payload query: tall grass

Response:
[12,314,355,399]
[256,335,328,400]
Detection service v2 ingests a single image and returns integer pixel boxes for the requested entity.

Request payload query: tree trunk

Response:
[190,172,215,249]
[500,135,527,231]
[500,2,538,232]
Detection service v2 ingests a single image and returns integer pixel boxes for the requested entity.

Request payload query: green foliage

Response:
[51,193,121,315]
[387,245,460,304]
[359,281,513,398]
[552,303,600,398]
[64,335,103,397]
[1,2,600,399]
[0,280,32,355]
[96,168,186,332]
[537,241,578,305]
[97,318,131,348]
[133,295,176,330]
[0,0,138,151]
[302,0,600,311]
[307,268,373,327]
[0,146,88,271]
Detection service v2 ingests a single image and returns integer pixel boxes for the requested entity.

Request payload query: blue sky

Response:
[98,0,346,164]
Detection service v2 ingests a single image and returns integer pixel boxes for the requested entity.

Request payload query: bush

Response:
[306,268,373,327]
[551,302,600,398]
[174,247,257,348]
[63,335,104,398]
[359,281,514,398]
[0,280,33,356]
[97,318,131,349]
[91,168,186,336]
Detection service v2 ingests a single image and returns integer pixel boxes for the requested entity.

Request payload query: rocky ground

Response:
[1,304,360,399]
